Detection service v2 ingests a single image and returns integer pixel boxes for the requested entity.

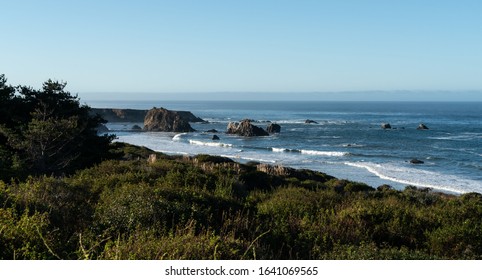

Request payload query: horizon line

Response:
[78,89,482,94]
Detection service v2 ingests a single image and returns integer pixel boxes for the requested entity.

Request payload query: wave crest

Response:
[345,161,482,194]
[189,140,233,148]
[172,133,187,141]
[300,150,347,157]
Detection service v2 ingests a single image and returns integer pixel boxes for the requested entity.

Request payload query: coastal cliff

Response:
[91,108,148,122]
[91,108,205,123]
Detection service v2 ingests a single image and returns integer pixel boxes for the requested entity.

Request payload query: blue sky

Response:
[2,0,482,101]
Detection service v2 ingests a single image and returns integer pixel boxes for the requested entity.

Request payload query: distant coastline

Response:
[91,108,204,123]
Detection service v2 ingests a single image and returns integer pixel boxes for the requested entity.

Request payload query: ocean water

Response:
[88,100,482,194]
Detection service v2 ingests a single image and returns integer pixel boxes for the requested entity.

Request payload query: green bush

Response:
[1,135,482,259]
[0,208,57,259]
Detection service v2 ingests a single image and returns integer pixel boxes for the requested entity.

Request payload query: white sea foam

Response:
[189,140,233,148]
[275,119,352,125]
[300,150,347,157]
[157,150,189,155]
[344,161,482,194]
[276,120,310,124]
[172,133,187,141]
[272,147,288,153]
[428,133,482,141]
[221,154,276,164]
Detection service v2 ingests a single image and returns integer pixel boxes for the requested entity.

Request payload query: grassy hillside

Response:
[1,142,482,260]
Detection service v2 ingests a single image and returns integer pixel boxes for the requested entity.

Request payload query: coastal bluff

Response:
[91,108,204,123]
[91,108,147,122]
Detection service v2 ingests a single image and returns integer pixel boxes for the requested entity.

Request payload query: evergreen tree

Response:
[0,75,114,179]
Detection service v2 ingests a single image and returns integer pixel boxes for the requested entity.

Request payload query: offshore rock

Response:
[212,135,220,140]
[417,123,429,130]
[266,123,281,134]
[143,107,195,132]
[305,119,318,124]
[381,123,392,129]
[175,111,205,123]
[226,119,269,137]
[410,159,425,164]
[226,122,239,134]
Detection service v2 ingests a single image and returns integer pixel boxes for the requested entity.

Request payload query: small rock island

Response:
[227,119,269,137]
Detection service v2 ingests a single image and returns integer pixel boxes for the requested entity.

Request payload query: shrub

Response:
[0,208,57,259]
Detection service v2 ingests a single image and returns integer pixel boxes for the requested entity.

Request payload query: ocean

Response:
[87,100,482,194]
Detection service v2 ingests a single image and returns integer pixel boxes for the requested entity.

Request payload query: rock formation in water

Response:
[143,107,195,132]
[226,119,269,137]
[381,123,392,129]
[266,123,281,134]
[417,123,429,130]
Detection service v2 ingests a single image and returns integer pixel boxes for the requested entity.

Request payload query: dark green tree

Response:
[0,75,114,179]
[0,75,18,177]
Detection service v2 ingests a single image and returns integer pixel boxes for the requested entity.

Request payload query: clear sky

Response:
[2,0,482,101]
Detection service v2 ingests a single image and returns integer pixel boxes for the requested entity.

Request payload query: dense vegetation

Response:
[0,74,113,180]
[1,75,482,259]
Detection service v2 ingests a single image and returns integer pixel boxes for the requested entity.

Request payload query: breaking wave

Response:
[189,140,233,148]
[172,133,188,141]
[345,161,482,194]
[300,150,348,157]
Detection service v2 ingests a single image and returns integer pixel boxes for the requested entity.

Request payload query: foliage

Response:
[2,144,482,259]
[0,75,114,180]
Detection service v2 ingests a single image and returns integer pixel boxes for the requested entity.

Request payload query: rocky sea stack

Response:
[143,107,196,132]
[266,123,281,134]
[227,119,269,137]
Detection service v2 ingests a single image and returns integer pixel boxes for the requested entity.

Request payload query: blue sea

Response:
[88,100,482,194]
